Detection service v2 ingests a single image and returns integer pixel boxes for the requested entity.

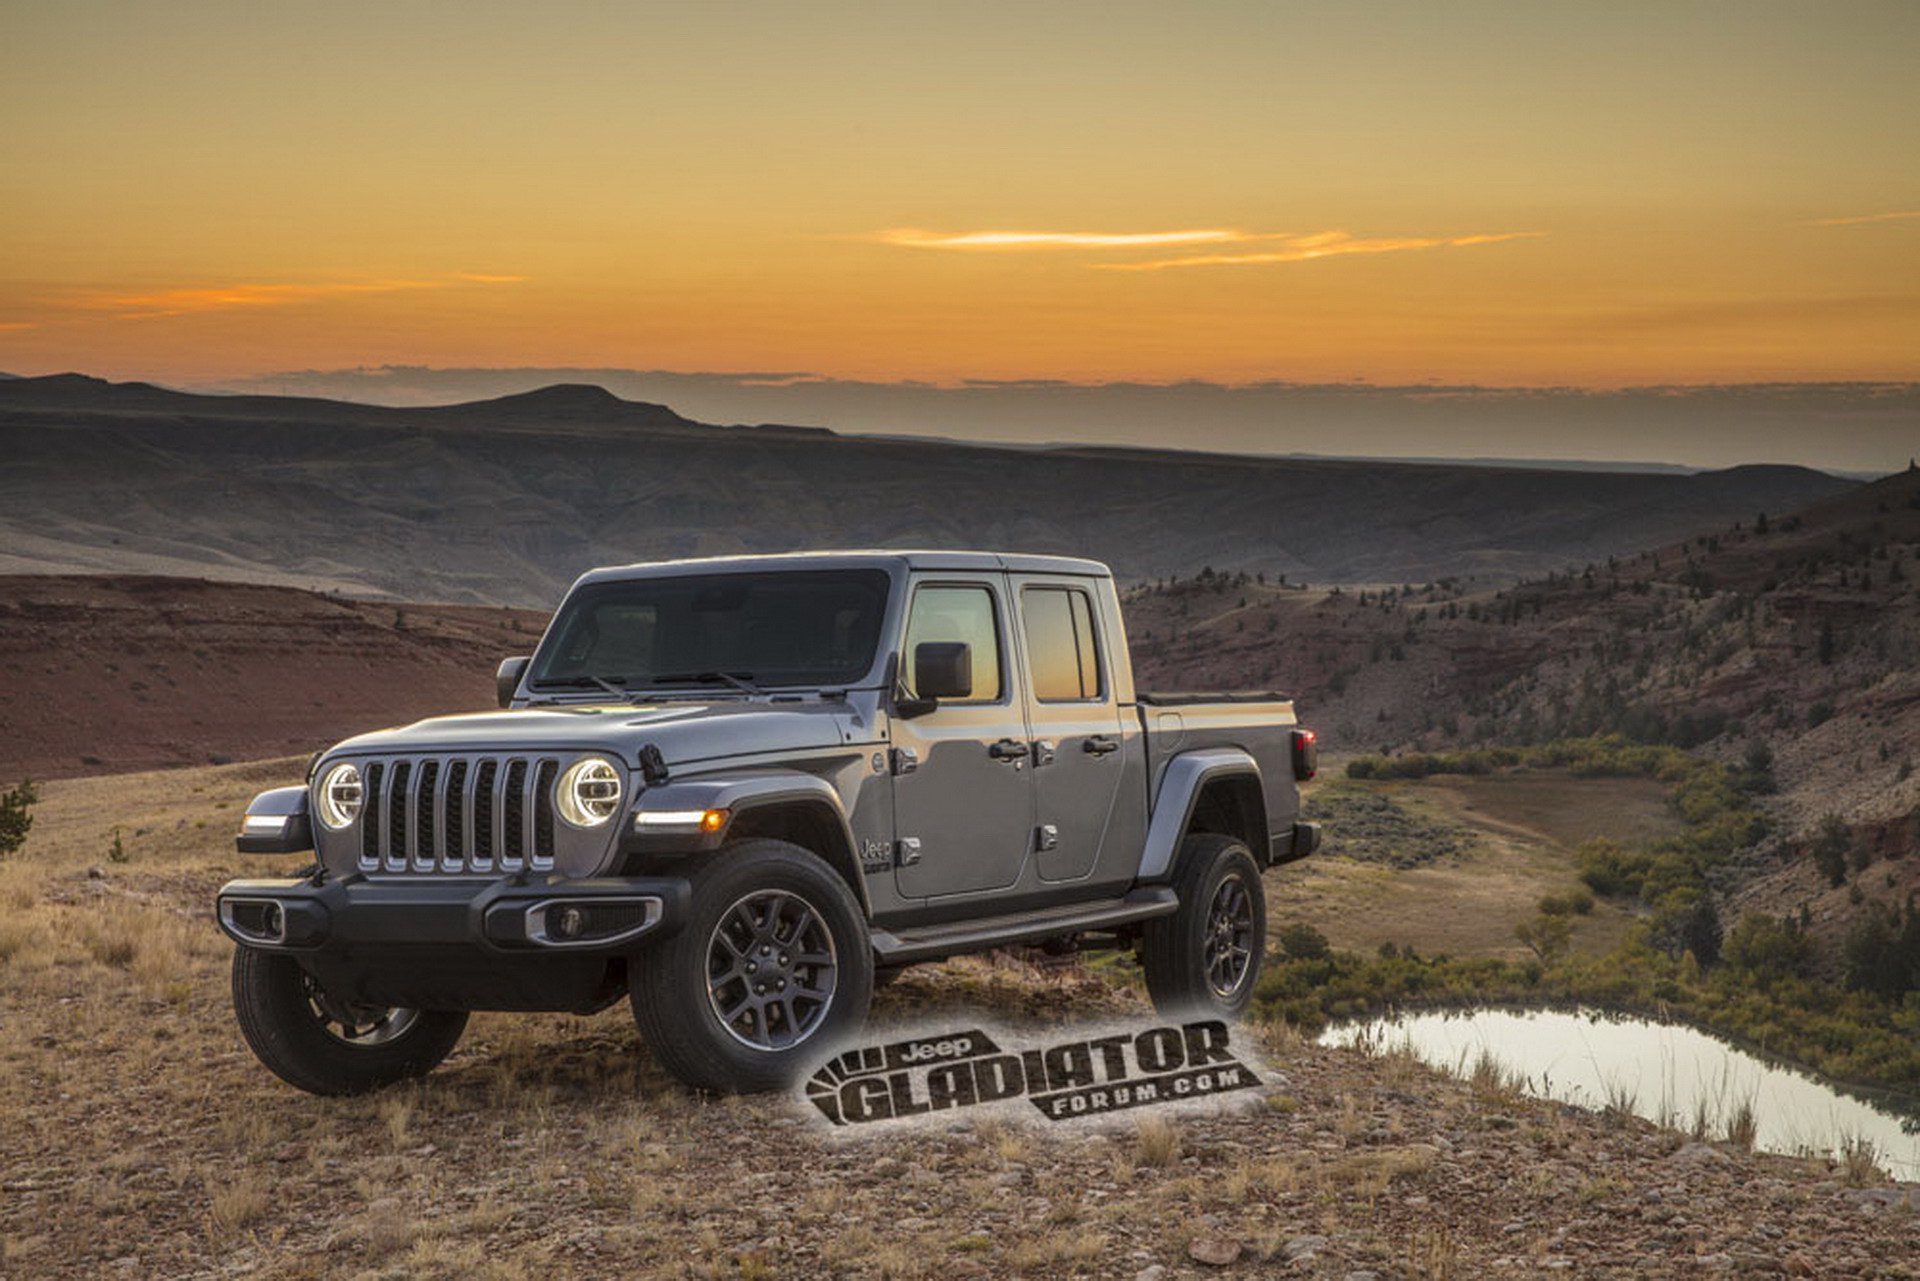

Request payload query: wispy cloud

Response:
[875,228,1252,251]
[1808,210,1920,227]
[871,226,1544,270]
[1100,229,1545,271]
[65,274,523,319]
[0,321,38,331]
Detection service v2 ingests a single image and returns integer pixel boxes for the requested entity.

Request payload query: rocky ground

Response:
[3,762,1916,1278]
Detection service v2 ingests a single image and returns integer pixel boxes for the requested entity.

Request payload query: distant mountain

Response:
[0,373,1856,606]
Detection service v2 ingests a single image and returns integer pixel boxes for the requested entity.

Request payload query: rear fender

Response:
[1136,749,1266,881]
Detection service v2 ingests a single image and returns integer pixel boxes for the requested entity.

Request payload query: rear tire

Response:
[630,838,872,1093]
[1140,834,1266,1020]
[231,948,468,1096]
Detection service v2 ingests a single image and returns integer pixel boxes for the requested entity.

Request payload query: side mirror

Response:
[496,656,531,708]
[914,642,973,700]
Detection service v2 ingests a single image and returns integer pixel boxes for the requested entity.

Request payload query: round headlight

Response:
[316,762,363,830]
[557,757,622,828]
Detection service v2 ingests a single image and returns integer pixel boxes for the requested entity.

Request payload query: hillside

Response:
[1,761,1913,1279]
[1129,465,1920,952]
[0,374,1853,606]
[0,576,547,781]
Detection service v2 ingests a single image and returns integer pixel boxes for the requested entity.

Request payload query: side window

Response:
[1022,586,1104,701]
[903,585,1003,702]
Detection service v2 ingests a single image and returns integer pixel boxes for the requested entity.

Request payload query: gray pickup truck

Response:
[217,551,1319,1094]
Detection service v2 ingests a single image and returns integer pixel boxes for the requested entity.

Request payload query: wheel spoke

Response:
[705,887,839,1052]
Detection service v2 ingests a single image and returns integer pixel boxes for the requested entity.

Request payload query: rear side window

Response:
[903,585,1003,702]
[1022,586,1104,701]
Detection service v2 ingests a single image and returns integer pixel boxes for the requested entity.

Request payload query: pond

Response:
[1321,1007,1920,1181]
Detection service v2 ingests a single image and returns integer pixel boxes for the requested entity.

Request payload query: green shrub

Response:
[1278,923,1331,961]
[0,778,36,859]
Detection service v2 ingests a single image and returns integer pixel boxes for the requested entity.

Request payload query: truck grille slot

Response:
[352,754,565,875]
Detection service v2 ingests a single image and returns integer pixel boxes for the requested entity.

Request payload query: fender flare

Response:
[1136,748,1263,881]
[628,769,867,909]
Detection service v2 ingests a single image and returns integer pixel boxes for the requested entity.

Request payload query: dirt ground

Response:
[2,764,1914,1279]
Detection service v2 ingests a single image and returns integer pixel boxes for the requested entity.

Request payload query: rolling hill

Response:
[0,373,1854,606]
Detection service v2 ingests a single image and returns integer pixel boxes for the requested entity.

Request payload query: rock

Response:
[1669,1142,1731,1166]
[1283,1234,1328,1262]
[1134,1267,1169,1281]
[87,866,105,879]
[1188,1235,1242,1266]
[1501,1221,1526,1235]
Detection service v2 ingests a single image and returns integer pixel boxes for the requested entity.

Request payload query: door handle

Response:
[1083,735,1120,757]
[988,738,1030,762]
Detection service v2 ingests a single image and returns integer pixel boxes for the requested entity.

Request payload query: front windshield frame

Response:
[526,568,895,694]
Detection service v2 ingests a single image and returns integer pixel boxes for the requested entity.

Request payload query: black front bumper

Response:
[215,872,692,1013]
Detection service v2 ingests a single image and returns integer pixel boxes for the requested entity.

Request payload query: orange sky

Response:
[1,1,1915,388]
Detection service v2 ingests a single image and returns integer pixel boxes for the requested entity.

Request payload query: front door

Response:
[890,577,1035,899]
[1010,576,1129,882]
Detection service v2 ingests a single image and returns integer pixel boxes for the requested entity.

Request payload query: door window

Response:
[902,585,1003,702]
[1021,586,1104,701]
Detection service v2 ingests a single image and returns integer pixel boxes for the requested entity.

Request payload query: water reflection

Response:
[1321,1007,1920,1181]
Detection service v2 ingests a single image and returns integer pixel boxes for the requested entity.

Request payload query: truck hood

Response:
[327,698,868,768]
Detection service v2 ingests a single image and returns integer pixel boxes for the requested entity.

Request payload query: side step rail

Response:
[870,886,1178,964]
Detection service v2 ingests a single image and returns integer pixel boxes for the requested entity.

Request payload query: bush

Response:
[1278,923,1331,961]
[0,778,36,859]
[1723,913,1813,986]
[1812,815,1852,887]
[1538,888,1596,917]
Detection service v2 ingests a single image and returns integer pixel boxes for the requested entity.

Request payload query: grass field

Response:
[1271,770,1669,962]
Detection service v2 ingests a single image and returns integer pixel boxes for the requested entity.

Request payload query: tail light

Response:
[1291,728,1319,781]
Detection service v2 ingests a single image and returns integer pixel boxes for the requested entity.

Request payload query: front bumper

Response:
[216,872,690,952]
[215,873,692,1012]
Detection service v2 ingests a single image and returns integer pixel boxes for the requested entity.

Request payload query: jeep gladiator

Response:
[217,551,1319,1094]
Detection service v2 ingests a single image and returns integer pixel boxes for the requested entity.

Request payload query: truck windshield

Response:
[528,569,890,693]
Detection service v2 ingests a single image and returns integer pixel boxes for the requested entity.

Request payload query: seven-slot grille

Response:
[352,755,564,874]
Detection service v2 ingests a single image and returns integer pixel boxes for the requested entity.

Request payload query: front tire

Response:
[1140,834,1266,1020]
[231,948,468,1096]
[630,838,873,1093]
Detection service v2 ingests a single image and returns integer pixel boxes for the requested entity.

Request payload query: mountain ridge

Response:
[0,373,1859,607]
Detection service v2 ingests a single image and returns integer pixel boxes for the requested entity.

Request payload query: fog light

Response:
[556,906,585,939]
[261,902,283,937]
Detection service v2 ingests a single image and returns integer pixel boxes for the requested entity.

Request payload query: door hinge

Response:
[1032,740,1056,767]
[896,837,922,867]
[890,747,919,775]
[1035,824,1059,852]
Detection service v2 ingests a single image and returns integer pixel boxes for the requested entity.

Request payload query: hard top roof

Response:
[574,549,1112,587]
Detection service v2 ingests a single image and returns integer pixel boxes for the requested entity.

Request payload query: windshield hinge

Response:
[638,744,671,786]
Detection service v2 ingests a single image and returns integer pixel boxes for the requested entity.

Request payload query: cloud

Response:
[1808,210,1920,227]
[1100,230,1545,271]
[869,226,1544,270]
[875,228,1253,251]
[64,274,522,319]
[0,321,38,331]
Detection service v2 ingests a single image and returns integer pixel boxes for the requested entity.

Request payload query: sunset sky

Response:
[2,1,1916,399]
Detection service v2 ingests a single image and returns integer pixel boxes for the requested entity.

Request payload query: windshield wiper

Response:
[651,670,763,695]
[528,675,637,700]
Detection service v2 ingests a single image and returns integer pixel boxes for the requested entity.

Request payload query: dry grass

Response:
[1134,1113,1180,1167]
[1840,1135,1887,1187]
[1273,772,1655,962]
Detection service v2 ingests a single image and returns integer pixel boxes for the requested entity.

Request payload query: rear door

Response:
[889,576,1036,899]
[1011,576,1128,882]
